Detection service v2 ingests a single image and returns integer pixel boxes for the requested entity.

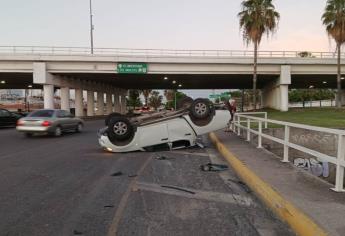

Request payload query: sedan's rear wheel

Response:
[76,123,83,133]
[54,126,62,137]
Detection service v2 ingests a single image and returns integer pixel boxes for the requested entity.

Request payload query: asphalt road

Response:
[0,120,294,236]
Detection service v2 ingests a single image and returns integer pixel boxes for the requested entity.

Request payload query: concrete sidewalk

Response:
[211,131,345,236]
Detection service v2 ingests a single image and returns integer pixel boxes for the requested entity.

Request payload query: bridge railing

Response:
[0,46,342,59]
[232,112,345,192]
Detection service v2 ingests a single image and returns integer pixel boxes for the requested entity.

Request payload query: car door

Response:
[56,110,69,130]
[167,118,196,143]
[64,110,77,129]
[138,123,169,148]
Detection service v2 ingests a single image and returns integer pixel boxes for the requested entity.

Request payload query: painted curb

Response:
[209,132,328,236]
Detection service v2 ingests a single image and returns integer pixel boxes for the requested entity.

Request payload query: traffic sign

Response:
[209,94,220,99]
[209,92,231,99]
[117,63,148,74]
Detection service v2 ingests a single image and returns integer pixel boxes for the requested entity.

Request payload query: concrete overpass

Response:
[0,46,345,115]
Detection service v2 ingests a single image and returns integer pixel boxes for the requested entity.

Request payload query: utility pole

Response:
[174,91,177,110]
[89,0,94,54]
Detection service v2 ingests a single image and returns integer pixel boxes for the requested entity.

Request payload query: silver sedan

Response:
[16,109,84,137]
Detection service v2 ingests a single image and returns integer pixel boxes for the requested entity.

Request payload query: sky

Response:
[0,0,335,98]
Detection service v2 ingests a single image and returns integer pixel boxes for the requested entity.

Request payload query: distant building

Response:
[0,89,24,98]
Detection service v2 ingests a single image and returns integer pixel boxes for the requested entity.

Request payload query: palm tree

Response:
[149,91,163,110]
[238,0,280,110]
[322,0,345,108]
[141,89,152,106]
[164,89,175,102]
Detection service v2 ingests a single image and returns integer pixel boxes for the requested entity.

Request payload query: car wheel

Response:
[76,123,83,133]
[54,126,62,137]
[190,98,213,119]
[105,112,122,126]
[176,96,194,110]
[108,116,135,141]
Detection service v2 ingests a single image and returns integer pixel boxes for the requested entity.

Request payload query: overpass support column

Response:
[43,84,55,109]
[280,85,289,112]
[113,90,120,112]
[75,89,84,117]
[120,90,127,114]
[60,87,70,111]
[33,62,55,109]
[106,93,113,115]
[87,91,95,116]
[96,92,104,115]
[262,65,291,112]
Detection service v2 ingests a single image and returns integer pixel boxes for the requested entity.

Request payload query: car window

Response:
[62,110,72,117]
[0,109,11,117]
[28,110,55,118]
[55,110,65,118]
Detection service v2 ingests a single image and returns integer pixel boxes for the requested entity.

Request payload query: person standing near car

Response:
[225,99,236,132]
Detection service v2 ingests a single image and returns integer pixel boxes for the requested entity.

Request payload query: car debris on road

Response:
[200,163,229,172]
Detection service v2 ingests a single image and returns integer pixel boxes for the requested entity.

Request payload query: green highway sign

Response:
[209,92,231,99]
[117,63,148,74]
[209,94,221,99]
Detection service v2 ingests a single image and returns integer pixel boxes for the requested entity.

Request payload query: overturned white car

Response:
[98,98,230,152]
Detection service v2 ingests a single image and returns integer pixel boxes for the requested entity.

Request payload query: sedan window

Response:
[56,110,65,118]
[0,109,11,117]
[28,110,54,118]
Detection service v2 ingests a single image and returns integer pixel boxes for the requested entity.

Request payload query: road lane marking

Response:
[106,156,152,236]
[136,182,255,207]
[160,150,210,157]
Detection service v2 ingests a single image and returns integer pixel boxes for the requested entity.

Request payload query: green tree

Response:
[148,91,163,110]
[289,89,336,107]
[126,90,142,110]
[164,90,174,102]
[322,0,345,107]
[165,90,188,109]
[238,0,280,110]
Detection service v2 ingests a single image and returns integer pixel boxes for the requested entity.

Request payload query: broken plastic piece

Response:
[161,185,196,194]
[200,163,228,172]
[111,171,123,176]
[73,230,83,235]
[155,155,167,160]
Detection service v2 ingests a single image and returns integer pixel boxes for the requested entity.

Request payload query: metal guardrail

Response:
[0,46,343,59]
[232,112,345,192]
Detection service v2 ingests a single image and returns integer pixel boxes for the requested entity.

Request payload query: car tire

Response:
[190,98,213,119]
[54,126,62,137]
[76,123,83,133]
[105,112,122,126]
[176,96,194,110]
[107,116,135,141]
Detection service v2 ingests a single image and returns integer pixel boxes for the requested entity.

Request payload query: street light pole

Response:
[89,0,94,54]
[174,91,177,110]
